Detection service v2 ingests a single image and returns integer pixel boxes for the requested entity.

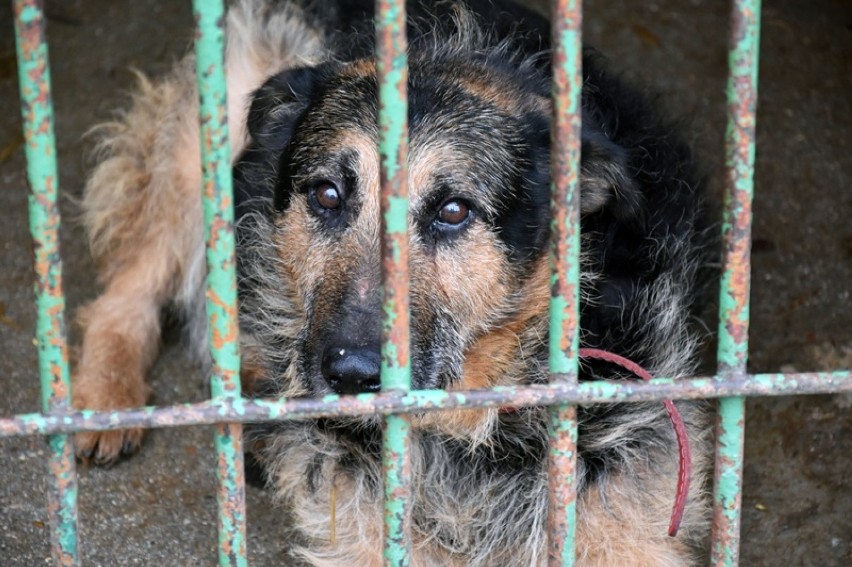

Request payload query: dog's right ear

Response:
[246,62,338,152]
[580,129,644,224]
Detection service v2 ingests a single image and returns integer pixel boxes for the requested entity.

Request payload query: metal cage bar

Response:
[3,371,849,438]
[191,1,248,565]
[547,1,583,564]
[711,1,762,564]
[376,1,413,565]
[12,1,79,564]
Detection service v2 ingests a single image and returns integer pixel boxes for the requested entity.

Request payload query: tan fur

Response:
[415,256,550,437]
[460,255,550,389]
[574,428,712,567]
[263,433,384,567]
[72,0,325,462]
[456,67,549,117]
[408,144,515,338]
[75,67,202,459]
[239,344,268,395]
[274,132,381,317]
[339,57,377,79]
[575,477,698,567]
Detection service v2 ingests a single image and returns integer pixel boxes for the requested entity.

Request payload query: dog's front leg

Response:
[72,263,168,464]
[71,65,205,465]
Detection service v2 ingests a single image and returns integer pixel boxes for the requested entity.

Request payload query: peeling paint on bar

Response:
[547,1,583,565]
[376,0,412,565]
[377,0,410,391]
[4,372,847,438]
[12,1,79,564]
[381,413,411,567]
[191,2,246,565]
[712,1,761,566]
[718,0,760,374]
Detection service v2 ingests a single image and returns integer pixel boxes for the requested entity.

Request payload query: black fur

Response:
[234,1,712,563]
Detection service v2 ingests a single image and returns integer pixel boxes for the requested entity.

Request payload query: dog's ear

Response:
[241,63,341,212]
[580,129,644,223]
[246,62,339,152]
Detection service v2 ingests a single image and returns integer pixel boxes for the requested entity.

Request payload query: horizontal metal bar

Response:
[1,372,847,438]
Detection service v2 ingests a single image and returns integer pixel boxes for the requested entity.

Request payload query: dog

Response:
[72,1,713,565]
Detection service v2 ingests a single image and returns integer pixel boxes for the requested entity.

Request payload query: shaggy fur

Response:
[73,1,713,565]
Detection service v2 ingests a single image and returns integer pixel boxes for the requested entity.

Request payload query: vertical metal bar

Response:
[548,1,583,565]
[711,1,761,565]
[376,0,411,565]
[12,1,79,565]
[191,2,247,565]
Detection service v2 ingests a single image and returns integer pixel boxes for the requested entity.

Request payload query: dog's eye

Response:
[436,199,470,226]
[310,181,342,211]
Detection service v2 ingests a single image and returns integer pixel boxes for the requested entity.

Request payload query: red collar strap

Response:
[577,348,691,537]
[498,348,692,537]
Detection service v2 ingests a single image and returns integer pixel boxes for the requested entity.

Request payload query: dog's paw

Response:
[72,370,150,466]
[74,428,144,466]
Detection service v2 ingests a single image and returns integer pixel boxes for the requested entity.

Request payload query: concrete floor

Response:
[0,0,849,565]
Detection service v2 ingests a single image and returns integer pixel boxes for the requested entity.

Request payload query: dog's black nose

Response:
[321,346,381,395]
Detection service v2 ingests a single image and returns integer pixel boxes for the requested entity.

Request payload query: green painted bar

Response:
[12,1,79,564]
[712,1,762,565]
[0,372,848,438]
[547,1,583,564]
[376,0,412,565]
[191,1,247,565]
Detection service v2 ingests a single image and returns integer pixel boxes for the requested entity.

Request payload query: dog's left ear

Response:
[242,62,342,212]
[234,63,340,219]
[581,129,644,223]
[246,62,339,152]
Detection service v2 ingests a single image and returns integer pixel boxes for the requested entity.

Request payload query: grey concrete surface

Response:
[0,0,849,565]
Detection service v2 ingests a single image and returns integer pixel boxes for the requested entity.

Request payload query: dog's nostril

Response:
[321,346,381,395]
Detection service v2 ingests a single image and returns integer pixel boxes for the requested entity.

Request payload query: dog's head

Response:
[236,39,643,437]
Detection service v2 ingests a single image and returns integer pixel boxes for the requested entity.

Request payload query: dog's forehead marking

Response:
[409,141,505,219]
[444,66,546,116]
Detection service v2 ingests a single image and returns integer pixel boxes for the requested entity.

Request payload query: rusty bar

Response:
[376,0,411,565]
[5,371,847,438]
[548,0,583,564]
[191,1,246,565]
[711,1,761,565]
[12,1,79,564]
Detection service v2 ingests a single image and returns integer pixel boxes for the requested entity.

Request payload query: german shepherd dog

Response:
[72,0,712,564]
